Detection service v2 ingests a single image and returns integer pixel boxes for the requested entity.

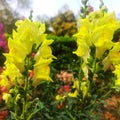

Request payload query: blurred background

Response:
[1,0,120,67]
[0,0,120,34]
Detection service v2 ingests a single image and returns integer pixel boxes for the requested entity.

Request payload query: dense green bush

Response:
[47,35,80,78]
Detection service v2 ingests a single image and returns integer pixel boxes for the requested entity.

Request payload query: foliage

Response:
[50,10,77,36]
[0,2,120,119]
[0,0,16,34]
[31,9,120,119]
[34,9,120,120]
[0,0,32,34]
[99,0,108,12]
[80,0,91,18]
[47,35,80,78]
[112,28,120,42]
[70,8,120,118]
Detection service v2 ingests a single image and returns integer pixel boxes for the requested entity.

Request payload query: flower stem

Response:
[20,77,28,120]
[78,58,83,90]
[21,55,30,120]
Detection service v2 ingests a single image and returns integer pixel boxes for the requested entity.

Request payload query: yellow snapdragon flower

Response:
[68,79,89,99]
[74,10,120,59]
[68,90,78,98]
[0,62,22,89]
[55,95,66,101]
[4,19,53,72]
[2,19,54,88]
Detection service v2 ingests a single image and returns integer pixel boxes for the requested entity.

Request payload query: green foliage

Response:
[112,28,120,42]
[50,10,77,36]
[0,0,16,33]
[47,35,80,77]
[80,0,90,18]
[99,0,108,13]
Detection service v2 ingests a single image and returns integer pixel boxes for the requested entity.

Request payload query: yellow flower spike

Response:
[15,20,43,50]
[74,10,120,66]
[11,19,46,53]
[2,19,54,88]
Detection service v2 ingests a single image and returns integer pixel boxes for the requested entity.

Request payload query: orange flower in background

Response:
[56,70,74,84]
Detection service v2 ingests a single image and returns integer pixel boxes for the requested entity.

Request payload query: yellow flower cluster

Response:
[74,11,120,61]
[74,10,120,90]
[0,19,55,89]
[68,79,89,99]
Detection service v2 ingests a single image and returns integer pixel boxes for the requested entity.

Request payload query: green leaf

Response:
[27,101,44,120]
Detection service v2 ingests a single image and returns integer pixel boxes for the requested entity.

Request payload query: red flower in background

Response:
[0,110,8,120]
[63,85,71,92]
[89,5,94,13]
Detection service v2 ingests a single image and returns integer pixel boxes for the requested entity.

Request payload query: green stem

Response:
[21,56,30,120]
[27,109,39,120]
[92,57,96,74]
[21,77,28,120]
[66,110,76,120]
[78,58,83,90]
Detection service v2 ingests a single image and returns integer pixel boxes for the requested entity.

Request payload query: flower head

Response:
[1,19,54,88]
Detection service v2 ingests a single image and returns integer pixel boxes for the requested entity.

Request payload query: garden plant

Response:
[0,0,120,120]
